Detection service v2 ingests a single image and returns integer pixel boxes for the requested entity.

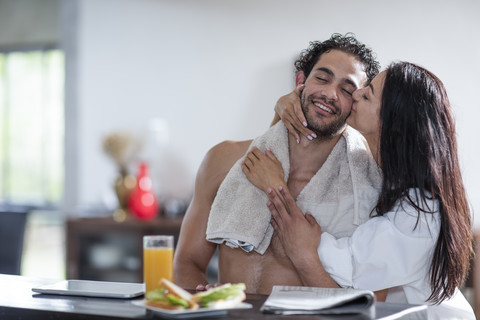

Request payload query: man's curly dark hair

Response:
[294,33,380,84]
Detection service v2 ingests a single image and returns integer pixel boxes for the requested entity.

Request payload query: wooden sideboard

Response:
[66,215,183,283]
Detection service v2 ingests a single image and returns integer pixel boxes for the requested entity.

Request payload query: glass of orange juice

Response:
[143,235,174,293]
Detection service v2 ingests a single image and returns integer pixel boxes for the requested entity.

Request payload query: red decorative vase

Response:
[128,162,159,220]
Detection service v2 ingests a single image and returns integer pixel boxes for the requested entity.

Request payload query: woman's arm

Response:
[268,186,389,301]
[270,85,317,143]
[317,194,440,293]
[241,148,392,299]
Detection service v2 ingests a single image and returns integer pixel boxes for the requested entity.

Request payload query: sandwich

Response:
[192,282,246,309]
[145,278,246,310]
[145,278,199,310]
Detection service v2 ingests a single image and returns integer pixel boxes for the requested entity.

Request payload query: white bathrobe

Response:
[318,188,475,319]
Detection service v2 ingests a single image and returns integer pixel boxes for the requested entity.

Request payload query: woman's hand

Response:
[266,186,340,289]
[267,186,321,265]
[242,147,285,193]
[274,85,317,143]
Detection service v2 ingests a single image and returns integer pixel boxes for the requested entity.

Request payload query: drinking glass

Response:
[143,235,174,292]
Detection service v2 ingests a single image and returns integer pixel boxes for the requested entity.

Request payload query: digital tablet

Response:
[32,280,145,299]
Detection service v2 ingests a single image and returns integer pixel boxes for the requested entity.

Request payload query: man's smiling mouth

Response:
[314,101,335,114]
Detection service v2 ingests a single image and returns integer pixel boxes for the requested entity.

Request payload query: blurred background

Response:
[0,0,479,308]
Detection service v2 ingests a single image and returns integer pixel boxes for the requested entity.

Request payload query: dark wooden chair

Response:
[0,209,29,274]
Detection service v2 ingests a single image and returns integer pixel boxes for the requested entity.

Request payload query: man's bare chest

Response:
[218,237,299,293]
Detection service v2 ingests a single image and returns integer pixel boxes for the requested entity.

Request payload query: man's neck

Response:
[288,131,343,173]
[286,130,344,199]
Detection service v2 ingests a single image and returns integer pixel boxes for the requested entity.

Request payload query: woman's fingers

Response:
[243,146,286,194]
[274,85,318,143]
[245,147,267,165]
[242,147,261,169]
[265,147,279,163]
[250,147,265,161]
[293,115,317,141]
[196,283,220,291]
[284,109,306,142]
[282,109,303,143]
[267,187,290,218]
[294,83,305,95]
[305,212,321,232]
[267,198,284,231]
[275,89,306,143]
[248,146,281,168]
[277,186,297,214]
[270,216,279,232]
[293,84,307,126]
[287,85,317,142]
[286,123,301,144]
[241,163,251,178]
[304,212,316,225]
[242,156,254,170]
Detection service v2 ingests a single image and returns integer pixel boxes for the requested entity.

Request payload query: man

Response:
[174,34,381,294]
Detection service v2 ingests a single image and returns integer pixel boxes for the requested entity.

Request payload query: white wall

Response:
[70,0,480,227]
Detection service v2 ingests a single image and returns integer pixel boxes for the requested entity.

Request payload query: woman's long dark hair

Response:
[374,62,473,303]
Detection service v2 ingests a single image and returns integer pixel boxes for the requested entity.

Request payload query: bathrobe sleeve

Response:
[317,196,440,291]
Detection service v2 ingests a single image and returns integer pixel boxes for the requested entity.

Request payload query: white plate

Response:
[132,299,252,319]
[32,280,145,299]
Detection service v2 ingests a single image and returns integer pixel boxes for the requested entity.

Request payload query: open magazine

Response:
[261,286,375,316]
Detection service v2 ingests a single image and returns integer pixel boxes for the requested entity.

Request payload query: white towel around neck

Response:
[206,122,381,255]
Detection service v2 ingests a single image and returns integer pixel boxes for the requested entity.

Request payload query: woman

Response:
[242,62,475,318]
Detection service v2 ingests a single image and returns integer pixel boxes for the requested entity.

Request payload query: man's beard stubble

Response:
[300,92,349,140]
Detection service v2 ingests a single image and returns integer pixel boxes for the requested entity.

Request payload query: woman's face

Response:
[347,71,386,140]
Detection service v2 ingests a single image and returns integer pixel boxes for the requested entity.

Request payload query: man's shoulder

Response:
[205,139,252,164]
[197,139,252,187]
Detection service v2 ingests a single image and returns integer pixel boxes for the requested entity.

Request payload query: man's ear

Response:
[295,72,306,86]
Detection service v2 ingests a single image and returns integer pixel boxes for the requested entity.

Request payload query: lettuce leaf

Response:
[193,283,246,307]
[145,289,168,302]
[146,288,189,308]
[166,294,190,308]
